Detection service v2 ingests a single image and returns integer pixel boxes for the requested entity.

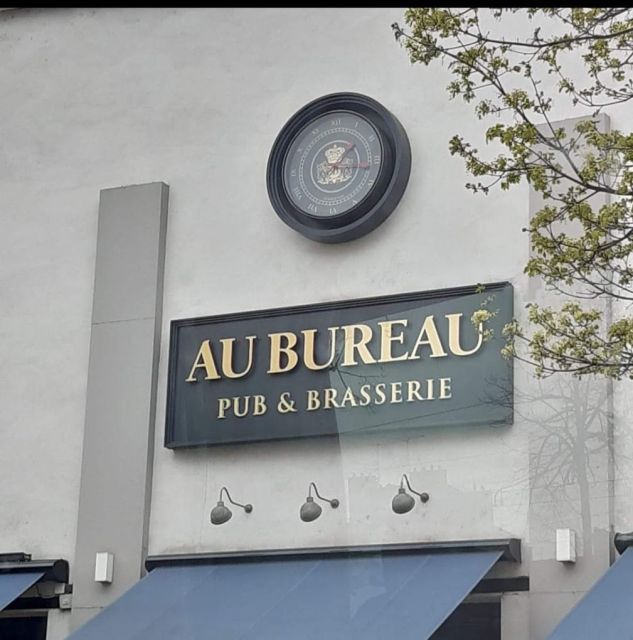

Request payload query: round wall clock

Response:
[266,92,411,243]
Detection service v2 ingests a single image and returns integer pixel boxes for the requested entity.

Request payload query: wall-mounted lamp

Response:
[210,487,253,525]
[392,474,429,514]
[300,482,340,522]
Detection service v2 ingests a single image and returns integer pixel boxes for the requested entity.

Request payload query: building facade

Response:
[1,7,632,640]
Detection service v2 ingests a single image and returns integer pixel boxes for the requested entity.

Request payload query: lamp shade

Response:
[300,496,322,522]
[210,501,232,525]
[392,487,415,514]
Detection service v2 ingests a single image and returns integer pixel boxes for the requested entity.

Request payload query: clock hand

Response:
[332,162,370,168]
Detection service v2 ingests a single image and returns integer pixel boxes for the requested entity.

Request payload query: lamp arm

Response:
[308,482,339,507]
[401,474,429,502]
[219,487,253,512]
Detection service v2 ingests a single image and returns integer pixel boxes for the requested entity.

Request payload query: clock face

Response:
[267,93,411,244]
[282,111,383,218]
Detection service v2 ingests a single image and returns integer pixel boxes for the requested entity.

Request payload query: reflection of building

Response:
[349,469,493,521]
[1,7,632,640]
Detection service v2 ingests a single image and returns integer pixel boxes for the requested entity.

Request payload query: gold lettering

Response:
[425,378,435,400]
[340,387,358,407]
[390,381,403,404]
[406,380,423,402]
[217,397,230,419]
[447,313,483,356]
[378,319,409,363]
[186,340,220,382]
[220,336,256,379]
[306,389,321,411]
[409,316,448,360]
[342,324,376,366]
[323,387,340,409]
[303,327,338,370]
[233,396,250,418]
[268,332,299,374]
[374,383,386,405]
[359,384,371,406]
[439,377,452,399]
[252,395,267,416]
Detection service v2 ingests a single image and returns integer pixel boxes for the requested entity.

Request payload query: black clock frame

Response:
[266,92,412,244]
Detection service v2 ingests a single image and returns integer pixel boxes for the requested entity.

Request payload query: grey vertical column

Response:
[69,183,169,632]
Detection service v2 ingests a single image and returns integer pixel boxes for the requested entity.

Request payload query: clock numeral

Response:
[368,134,376,142]
[373,155,381,164]
[330,119,341,126]
[307,203,318,213]
[290,169,297,177]
[368,180,375,187]
[292,186,302,200]
[311,128,319,135]
[330,207,338,215]
[354,120,359,128]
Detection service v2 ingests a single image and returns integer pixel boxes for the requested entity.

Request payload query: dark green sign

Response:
[165,282,513,448]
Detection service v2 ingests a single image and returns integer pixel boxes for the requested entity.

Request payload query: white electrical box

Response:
[556,528,576,563]
[59,593,72,610]
[94,551,114,583]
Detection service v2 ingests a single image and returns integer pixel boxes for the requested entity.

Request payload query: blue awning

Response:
[69,549,501,640]
[548,548,633,639]
[0,571,45,611]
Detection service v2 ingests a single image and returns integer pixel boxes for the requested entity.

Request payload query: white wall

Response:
[0,8,630,639]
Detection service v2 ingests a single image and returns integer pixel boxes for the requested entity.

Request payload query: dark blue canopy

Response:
[69,549,500,640]
[548,548,633,639]
[0,571,45,611]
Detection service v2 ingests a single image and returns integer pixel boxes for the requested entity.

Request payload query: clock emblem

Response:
[267,93,411,243]
[317,144,356,186]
